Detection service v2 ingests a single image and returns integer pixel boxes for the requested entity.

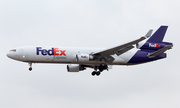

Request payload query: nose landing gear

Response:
[28,62,32,71]
[29,67,32,71]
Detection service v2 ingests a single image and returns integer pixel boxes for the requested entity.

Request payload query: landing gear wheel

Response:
[28,62,33,71]
[99,65,104,72]
[91,71,101,76]
[96,72,101,76]
[99,64,108,72]
[91,71,96,76]
[29,67,32,71]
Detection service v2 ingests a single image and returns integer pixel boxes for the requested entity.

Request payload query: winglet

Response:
[145,29,153,38]
[136,29,153,49]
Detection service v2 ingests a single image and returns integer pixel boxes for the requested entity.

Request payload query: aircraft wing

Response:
[92,30,153,59]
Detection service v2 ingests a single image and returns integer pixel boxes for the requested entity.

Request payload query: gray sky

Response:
[0,0,180,108]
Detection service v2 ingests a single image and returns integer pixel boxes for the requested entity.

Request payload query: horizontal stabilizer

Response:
[148,45,173,58]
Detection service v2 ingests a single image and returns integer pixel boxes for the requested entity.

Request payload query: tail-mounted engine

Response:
[76,54,94,62]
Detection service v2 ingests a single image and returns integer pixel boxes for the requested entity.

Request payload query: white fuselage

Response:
[7,46,137,65]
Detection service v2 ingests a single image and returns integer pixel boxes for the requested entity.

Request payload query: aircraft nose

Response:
[7,49,19,60]
[6,52,16,59]
[6,52,12,58]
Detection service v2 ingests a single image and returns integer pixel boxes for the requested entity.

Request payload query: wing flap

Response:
[114,45,134,56]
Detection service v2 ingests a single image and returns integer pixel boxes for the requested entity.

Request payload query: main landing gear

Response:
[91,64,108,76]
[28,62,32,71]
[91,71,101,76]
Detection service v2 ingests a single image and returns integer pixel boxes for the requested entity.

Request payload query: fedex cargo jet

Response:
[7,26,173,76]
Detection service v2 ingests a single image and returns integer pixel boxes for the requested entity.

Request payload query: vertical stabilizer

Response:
[147,26,168,42]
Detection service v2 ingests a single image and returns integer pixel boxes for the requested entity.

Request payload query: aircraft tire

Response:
[96,72,101,76]
[29,67,32,71]
[92,71,96,76]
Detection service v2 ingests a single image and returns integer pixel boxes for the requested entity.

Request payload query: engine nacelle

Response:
[67,64,86,72]
[76,54,93,62]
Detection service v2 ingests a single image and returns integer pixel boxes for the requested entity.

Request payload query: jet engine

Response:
[67,64,86,72]
[76,54,93,62]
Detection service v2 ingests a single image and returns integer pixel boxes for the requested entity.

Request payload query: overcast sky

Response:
[0,0,180,108]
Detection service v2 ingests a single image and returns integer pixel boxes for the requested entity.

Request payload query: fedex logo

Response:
[81,56,88,58]
[36,47,66,56]
[149,43,161,48]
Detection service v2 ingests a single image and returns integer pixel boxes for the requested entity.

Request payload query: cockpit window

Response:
[10,49,16,52]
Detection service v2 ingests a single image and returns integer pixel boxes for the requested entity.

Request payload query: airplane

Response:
[7,26,173,76]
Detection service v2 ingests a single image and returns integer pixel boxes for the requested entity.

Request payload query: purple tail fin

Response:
[139,26,172,51]
[147,26,168,42]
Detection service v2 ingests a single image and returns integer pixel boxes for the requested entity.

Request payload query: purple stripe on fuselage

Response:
[128,50,166,65]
